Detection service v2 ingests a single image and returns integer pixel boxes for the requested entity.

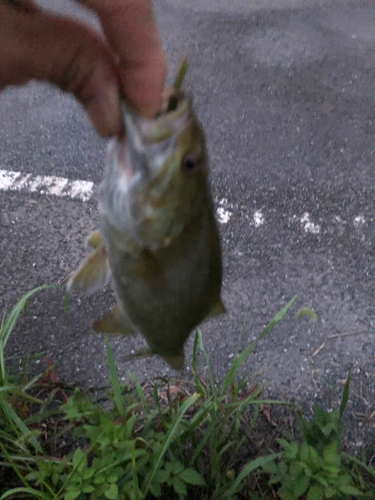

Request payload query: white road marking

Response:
[253,210,265,227]
[216,197,233,224]
[0,169,95,202]
[216,207,232,224]
[0,169,371,234]
[334,215,346,224]
[354,215,366,227]
[300,212,321,234]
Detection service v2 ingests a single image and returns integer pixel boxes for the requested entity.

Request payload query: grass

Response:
[0,288,374,499]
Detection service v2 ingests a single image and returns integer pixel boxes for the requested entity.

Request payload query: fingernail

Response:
[85,79,123,138]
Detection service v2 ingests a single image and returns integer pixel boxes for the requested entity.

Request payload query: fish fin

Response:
[93,305,136,337]
[122,347,153,363]
[161,351,185,370]
[122,348,184,370]
[67,246,111,295]
[206,297,226,319]
[86,230,102,249]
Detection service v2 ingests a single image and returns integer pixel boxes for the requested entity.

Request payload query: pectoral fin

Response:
[206,297,226,319]
[93,305,136,337]
[67,246,111,295]
[86,230,102,249]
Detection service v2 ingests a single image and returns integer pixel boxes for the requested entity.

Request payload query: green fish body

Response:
[67,89,224,369]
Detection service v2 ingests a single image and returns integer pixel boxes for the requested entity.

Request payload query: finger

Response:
[3,0,39,13]
[0,6,123,137]
[81,0,167,118]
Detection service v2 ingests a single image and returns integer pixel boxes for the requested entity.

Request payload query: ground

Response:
[0,0,374,445]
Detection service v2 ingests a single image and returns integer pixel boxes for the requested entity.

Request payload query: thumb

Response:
[0,6,123,137]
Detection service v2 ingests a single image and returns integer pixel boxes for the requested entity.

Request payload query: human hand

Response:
[0,0,167,137]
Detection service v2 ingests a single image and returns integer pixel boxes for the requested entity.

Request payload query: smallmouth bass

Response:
[67,68,225,369]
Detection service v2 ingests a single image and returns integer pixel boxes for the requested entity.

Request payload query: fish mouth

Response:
[157,89,187,116]
[124,90,192,147]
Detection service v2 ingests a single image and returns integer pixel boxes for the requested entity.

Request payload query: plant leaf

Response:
[339,484,363,495]
[173,477,187,496]
[105,483,118,499]
[293,474,310,497]
[225,454,280,497]
[323,439,339,465]
[296,308,317,322]
[179,468,205,485]
[65,491,80,500]
[306,484,323,500]
[143,393,199,495]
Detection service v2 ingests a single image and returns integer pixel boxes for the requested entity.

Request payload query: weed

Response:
[262,371,374,499]
[0,288,374,499]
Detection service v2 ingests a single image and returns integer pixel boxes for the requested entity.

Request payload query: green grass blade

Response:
[0,385,14,393]
[128,370,148,412]
[220,297,296,399]
[131,440,141,500]
[249,400,260,430]
[0,309,6,342]
[192,331,205,398]
[197,330,217,400]
[0,461,29,471]
[1,285,61,347]
[256,296,297,341]
[340,367,351,418]
[1,399,42,453]
[227,435,248,469]
[22,367,54,393]
[0,487,49,499]
[143,393,199,494]
[0,449,56,499]
[223,453,281,498]
[0,285,61,383]
[5,387,43,405]
[189,414,215,466]
[182,399,213,440]
[342,453,375,477]
[105,335,125,417]
[216,442,232,461]
[0,442,32,489]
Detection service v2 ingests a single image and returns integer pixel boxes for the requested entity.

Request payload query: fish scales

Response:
[67,84,225,369]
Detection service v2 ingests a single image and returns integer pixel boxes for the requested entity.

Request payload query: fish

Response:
[67,62,225,369]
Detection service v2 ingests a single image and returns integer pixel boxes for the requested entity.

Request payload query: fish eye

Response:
[182,154,199,172]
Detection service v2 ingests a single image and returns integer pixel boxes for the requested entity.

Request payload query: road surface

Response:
[0,0,374,440]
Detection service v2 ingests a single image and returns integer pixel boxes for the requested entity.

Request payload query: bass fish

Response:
[67,63,225,369]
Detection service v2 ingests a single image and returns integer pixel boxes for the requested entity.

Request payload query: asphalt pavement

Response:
[0,0,374,439]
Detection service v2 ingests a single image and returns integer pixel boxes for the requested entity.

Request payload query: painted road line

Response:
[253,210,265,227]
[217,207,232,224]
[217,198,233,224]
[300,212,321,234]
[354,215,366,227]
[0,169,371,230]
[0,169,95,202]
